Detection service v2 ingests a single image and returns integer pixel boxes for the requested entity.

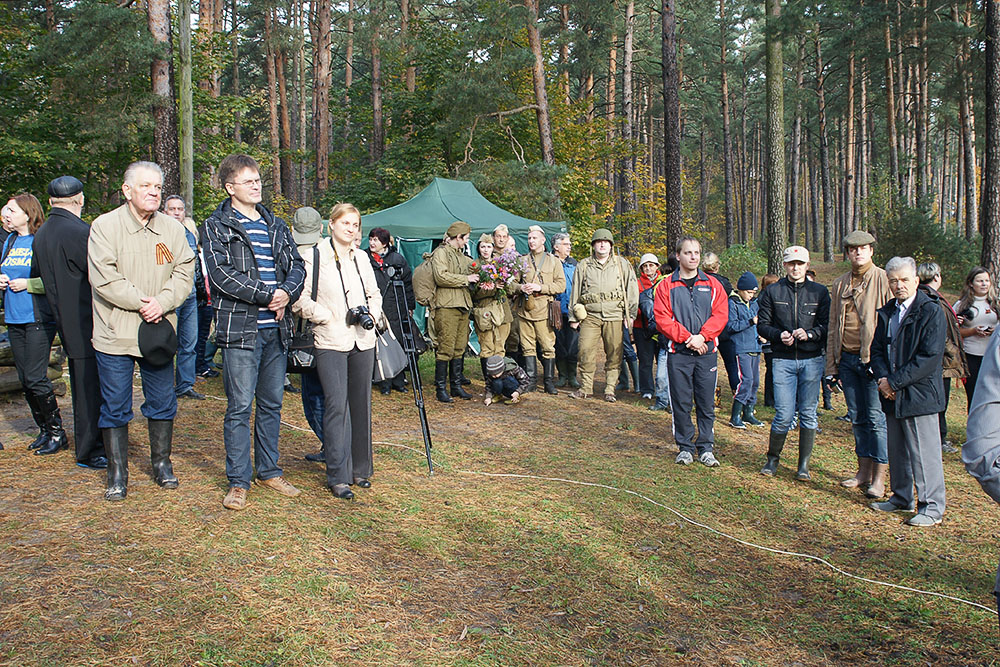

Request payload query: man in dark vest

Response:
[32,176,107,469]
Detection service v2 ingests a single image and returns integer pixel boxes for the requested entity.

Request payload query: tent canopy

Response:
[361,177,566,260]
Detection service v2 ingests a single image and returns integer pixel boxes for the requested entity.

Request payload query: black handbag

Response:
[286,246,320,373]
[373,325,409,382]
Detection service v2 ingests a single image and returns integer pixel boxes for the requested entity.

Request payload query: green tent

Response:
[361,177,567,344]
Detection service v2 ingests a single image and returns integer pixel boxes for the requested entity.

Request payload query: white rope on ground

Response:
[188,390,999,618]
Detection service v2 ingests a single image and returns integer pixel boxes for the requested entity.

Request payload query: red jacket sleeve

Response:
[653,278,692,345]
[699,275,730,341]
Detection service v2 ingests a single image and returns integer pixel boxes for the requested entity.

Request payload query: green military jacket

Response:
[569,253,639,322]
[431,242,474,310]
[516,250,566,321]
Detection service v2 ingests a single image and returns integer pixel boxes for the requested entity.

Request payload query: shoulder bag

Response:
[342,249,408,382]
[286,246,320,373]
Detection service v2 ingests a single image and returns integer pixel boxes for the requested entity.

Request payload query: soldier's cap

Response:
[591,228,614,245]
[528,224,544,235]
[446,221,472,237]
[477,233,494,247]
[292,206,323,246]
[843,230,876,248]
[782,245,810,263]
[47,175,84,198]
[493,224,509,235]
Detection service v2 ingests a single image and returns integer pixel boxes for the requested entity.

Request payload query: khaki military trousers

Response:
[424,307,437,348]
[518,317,556,359]
[435,307,471,362]
[477,322,511,358]
[578,315,624,396]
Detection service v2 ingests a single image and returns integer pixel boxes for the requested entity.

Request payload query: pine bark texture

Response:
[765,0,785,274]
[661,0,682,250]
[982,0,1000,276]
[525,0,555,166]
[148,0,180,197]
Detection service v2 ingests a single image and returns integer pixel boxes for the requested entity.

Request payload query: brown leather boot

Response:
[840,457,872,488]
[866,463,888,498]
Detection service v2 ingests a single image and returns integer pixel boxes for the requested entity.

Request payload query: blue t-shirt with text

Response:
[1,233,36,324]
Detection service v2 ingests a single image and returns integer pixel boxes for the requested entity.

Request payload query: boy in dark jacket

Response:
[725,272,764,429]
[484,355,532,405]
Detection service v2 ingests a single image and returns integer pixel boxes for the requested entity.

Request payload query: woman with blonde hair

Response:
[292,203,383,499]
[1,193,66,455]
[955,266,1000,408]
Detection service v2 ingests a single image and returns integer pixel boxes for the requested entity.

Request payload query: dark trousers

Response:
[7,322,57,403]
[554,322,579,364]
[487,375,520,398]
[316,346,375,487]
[633,328,657,396]
[939,378,951,443]
[195,303,215,373]
[718,339,739,394]
[300,369,325,444]
[667,352,718,454]
[68,355,104,462]
[965,353,983,409]
[763,352,774,407]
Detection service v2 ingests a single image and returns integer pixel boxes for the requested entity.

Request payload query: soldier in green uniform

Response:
[568,228,639,402]
[431,221,479,403]
[515,225,566,393]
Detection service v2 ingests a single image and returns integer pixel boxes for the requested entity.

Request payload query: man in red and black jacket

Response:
[653,236,729,467]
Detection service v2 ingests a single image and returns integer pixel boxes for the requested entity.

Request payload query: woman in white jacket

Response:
[292,203,382,499]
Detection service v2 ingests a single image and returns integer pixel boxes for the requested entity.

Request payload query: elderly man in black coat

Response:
[31,176,106,469]
[868,255,947,527]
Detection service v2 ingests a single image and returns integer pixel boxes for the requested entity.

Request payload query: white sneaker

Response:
[942,441,957,454]
[699,452,720,467]
[675,451,694,465]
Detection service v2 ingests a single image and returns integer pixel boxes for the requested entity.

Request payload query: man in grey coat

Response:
[963,329,1000,620]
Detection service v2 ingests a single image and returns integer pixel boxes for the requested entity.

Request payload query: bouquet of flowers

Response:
[474,247,521,302]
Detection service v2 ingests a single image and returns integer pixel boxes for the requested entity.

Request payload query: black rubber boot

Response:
[435,361,453,403]
[555,359,568,387]
[567,361,581,389]
[615,363,629,391]
[103,426,129,501]
[450,359,473,399]
[796,428,816,481]
[626,358,639,392]
[34,392,68,456]
[24,392,48,450]
[480,357,490,382]
[729,400,746,429]
[148,419,179,489]
[742,402,765,427]
[761,430,786,476]
[524,356,538,392]
[542,358,558,394]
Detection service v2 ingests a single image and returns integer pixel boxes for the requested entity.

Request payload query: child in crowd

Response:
[725,272,765,429]
[484,355,532,406]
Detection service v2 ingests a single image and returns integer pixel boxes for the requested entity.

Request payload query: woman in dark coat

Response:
[366,227,415,394]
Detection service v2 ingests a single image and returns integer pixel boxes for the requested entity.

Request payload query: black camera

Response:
[346,305,376,330]
[958,308,976,322]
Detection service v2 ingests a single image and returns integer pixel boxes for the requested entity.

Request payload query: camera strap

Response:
[331,240,369,310]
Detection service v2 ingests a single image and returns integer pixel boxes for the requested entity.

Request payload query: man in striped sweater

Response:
[202,154,305,511]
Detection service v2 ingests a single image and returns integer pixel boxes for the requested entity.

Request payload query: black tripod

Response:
[384,265,434,474]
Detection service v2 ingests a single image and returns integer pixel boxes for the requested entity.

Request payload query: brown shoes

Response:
[255,476,301,497]
[223,486,247,510]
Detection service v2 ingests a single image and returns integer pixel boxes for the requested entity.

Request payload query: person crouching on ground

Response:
[725,271,764,430]
[483,355,531,406]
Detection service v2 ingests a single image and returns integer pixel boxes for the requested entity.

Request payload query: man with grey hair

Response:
[163,195,205,401]
[917,261,967,454]
[88,161,196,501]
[868,256,948,526]
[551,232,579,388]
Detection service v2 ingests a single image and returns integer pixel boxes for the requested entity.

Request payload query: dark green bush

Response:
[718,244,768,282]
[871,206,980,290]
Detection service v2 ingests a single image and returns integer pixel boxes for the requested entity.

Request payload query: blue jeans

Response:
[839,351,888,464]
[221,327,286,489]
[174,293,197,395]
[653,346,670,408]
[771,355,824,434]
[488,375,520,398]
[196,303,215,373]
[300,369,325,444]
[96,351,177,428]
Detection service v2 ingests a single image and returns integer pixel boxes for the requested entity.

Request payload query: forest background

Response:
[1,0,998,283]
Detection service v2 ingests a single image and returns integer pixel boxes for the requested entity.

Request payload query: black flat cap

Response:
[47,175,84,198]
[138,319,178,367]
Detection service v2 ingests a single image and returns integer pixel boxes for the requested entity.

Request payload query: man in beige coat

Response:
[568,228,639,402]
[516,225,566,393]
[88,161,195,501]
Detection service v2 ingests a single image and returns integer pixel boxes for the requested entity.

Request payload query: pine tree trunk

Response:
[816,30,834,262]
[885,0,901,198]
[179,0,194,209]
[661,0,683,249]
[525,0,555,166]
[621,0,637,251]
[699,127,709,229]
[402,0,416,94]
[559,4,571,105]
[277,49,294,200]
[148,0,180,196]
[844,44,856,231]
[232,0,241,144]
[606,32,617,215]
[808,130,821,252]
[721,0,735,247]
[264,9,282,196]
[765,0,785,273]
[344,0,354,139]
[314,0,331,189]
[859,51,869,229]
[788,35,804,245]
[918,0,930,202]
[370,11,384,164]
[982,0,1000,276]
[958,1,978,237]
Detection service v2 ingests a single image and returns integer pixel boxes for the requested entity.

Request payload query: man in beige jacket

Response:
[88,161,195,502]
[516,225,566,394]
[826,230,893,498]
